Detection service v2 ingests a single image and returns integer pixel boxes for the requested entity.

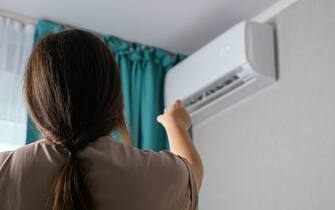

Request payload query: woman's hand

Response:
[157,100,191,131]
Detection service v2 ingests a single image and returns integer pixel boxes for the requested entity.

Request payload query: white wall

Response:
[193,0,335,209]
[0,0,280,54]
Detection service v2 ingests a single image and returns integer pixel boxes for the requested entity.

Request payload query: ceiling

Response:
[0,0,279,54]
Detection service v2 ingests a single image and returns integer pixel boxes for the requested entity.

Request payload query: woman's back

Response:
[1,29,203,210]
[0,136,198,210]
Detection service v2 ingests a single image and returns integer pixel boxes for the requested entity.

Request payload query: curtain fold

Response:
[0,16,35,150]
[26,19,186,151]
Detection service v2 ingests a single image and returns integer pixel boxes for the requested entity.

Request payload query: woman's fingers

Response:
[175,100,182,106]
[157,114,164,124]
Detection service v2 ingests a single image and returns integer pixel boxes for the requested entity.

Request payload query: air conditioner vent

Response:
[183,73,248,113]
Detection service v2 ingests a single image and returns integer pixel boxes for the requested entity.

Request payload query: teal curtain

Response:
[26,19,185,151]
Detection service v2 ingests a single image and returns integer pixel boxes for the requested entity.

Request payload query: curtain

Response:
[26,19,185,151]
[0,16,35,151]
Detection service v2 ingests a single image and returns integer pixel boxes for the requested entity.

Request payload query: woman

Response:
[0,29,203,210]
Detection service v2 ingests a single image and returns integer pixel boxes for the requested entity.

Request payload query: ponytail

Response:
[50,147,93,210]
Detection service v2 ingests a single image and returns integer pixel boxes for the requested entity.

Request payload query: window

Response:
[0,16,35,151]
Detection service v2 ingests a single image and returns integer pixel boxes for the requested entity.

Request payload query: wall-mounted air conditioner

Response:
[164,21,276,123]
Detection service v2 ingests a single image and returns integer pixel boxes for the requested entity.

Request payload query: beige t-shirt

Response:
[0,136,198,210]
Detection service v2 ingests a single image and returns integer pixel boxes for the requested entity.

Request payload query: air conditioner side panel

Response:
[246,22,276,79]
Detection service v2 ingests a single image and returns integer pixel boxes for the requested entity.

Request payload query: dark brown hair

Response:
[24,29,129,210]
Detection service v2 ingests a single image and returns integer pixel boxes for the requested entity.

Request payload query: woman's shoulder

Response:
[93,136,191,184]
[0,139,42,162]
[0,138,65,170]
[93,136,183,167]
[0,140,40,177]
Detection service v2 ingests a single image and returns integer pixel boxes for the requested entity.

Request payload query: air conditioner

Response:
[164,21,276,123]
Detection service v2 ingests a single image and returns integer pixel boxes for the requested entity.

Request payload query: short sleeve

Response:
[177,155,199,210]
[143,150,199,210]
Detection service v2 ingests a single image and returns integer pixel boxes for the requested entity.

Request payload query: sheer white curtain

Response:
[0,16,35,151]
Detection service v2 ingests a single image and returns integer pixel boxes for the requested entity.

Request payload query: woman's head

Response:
[24,29,128,149]
[24,29,129,210]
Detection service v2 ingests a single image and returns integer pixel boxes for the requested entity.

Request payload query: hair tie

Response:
[64,143,79,156]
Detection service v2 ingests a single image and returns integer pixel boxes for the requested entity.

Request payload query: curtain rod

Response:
[0,8,37,24]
